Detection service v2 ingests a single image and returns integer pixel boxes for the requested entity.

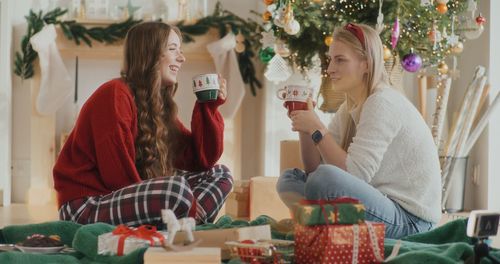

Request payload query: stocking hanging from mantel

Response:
[30,24,72,115]
[206,32,245,119]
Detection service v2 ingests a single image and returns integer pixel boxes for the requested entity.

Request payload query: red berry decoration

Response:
[476,14,486,25]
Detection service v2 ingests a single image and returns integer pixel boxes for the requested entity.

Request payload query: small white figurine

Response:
[161,209,200,251]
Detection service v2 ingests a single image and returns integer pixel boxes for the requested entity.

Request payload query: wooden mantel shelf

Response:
[55,26,218,61]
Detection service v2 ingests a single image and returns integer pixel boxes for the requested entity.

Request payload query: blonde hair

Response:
[333,23,390,150]
[121,22,183,180]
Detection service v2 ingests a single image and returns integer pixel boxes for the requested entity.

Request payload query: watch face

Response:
[312,130,323,143]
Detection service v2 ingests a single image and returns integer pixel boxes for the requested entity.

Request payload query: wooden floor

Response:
[0,204,498,249]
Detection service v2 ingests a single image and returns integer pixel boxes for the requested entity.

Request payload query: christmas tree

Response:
[260,0,485,75]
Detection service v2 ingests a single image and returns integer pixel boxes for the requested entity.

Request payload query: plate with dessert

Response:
[15,234,65,254]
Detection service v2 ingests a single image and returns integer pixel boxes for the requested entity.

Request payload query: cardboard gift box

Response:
[173,224,271,259]
[295,222,385,264]
[225,180,250,219]
[280,140,303,173]
[98,225,167,256]
[249,176,291,221]
[144,247,221,264]
[295,197,366,226]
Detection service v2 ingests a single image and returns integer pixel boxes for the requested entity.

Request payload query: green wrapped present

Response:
[295,197,365,225]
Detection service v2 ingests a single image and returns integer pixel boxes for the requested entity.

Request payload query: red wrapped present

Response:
[295,222,385,264]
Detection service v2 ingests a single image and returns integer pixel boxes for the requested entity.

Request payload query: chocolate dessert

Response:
[18,234,63,247]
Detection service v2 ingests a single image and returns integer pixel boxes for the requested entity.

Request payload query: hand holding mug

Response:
[217,74,227,101]
[289,97,324,134]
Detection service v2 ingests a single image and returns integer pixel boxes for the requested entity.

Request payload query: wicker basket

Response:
[318,77,345,113]
[384,55,404,91]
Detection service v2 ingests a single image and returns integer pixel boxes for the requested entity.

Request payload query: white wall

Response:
[451,0,500,211]
[486,0,500,211]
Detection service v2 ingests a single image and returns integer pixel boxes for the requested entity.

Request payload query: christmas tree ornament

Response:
[436,3,448,14]
[383,45,393,61]
[235,32,246,53]
[447,15,459,46]
[263,0,274,5]
[283,1,294,26]
[438,61,449,75]
[285,19,300,35]
[464,24,484,40]
[451,41,464,54]
[324,36,334,46]
[401,49,422,72]
[375,0,384,34]
[391,17,400,49]
[476,13,486,25]
[436,0,449,4]
[260,30,277,49]
[259,47,275,63]
[264,54,292,83]
[262,11,272,22]
[275,40,291,57]
[235,43,245,53]
[428,26,436,42]
[420,0,431,6]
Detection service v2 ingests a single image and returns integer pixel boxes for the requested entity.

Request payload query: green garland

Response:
[14,3,264,95]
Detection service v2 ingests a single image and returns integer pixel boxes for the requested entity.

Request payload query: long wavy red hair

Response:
[121,22,183,180]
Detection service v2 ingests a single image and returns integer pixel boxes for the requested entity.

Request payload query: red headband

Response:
[344,23,365,49]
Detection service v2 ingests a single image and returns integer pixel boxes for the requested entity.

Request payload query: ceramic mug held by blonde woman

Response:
[277,85,313,114]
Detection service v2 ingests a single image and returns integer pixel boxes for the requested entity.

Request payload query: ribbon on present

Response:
[112,225,165,256]
[299,196,363,225]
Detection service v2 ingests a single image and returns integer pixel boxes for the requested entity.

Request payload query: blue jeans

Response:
[276,165,434,239]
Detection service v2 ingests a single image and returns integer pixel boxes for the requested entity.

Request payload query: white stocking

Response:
[30,24,72,115]
[207,33,245,119]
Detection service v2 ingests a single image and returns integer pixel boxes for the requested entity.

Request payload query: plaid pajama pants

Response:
[59,164,233,227]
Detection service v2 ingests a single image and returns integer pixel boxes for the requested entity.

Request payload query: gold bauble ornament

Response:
[438,62,449,75]
[235,43,245,53]
[324,36,333,46]
[436,3,448,14]
[383,45,393,61]
[262,11,272,22]
[451,42,464,54]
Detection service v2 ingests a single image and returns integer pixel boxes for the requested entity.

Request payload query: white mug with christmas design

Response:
[276,84,313,114]
[192,73,219,102]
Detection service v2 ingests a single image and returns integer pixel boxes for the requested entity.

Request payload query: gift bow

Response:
[112,224,165,256]
[300,197,362,224]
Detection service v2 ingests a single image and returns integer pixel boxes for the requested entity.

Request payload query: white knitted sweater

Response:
[328,86,442,223]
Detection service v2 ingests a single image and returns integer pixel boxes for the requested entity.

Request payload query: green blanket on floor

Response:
[0,217,499,264]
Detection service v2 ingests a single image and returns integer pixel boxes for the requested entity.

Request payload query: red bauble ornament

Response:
[476,14,486,25]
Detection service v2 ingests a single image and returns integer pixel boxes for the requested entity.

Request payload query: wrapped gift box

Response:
[98,225,167,256]
[144,247,221,264]
[173,224,271,259]
[295,197,366,226]
[295,222,385,264]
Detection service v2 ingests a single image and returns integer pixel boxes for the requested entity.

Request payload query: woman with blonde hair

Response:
[276,23,441,238]
[54,22,232,226]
